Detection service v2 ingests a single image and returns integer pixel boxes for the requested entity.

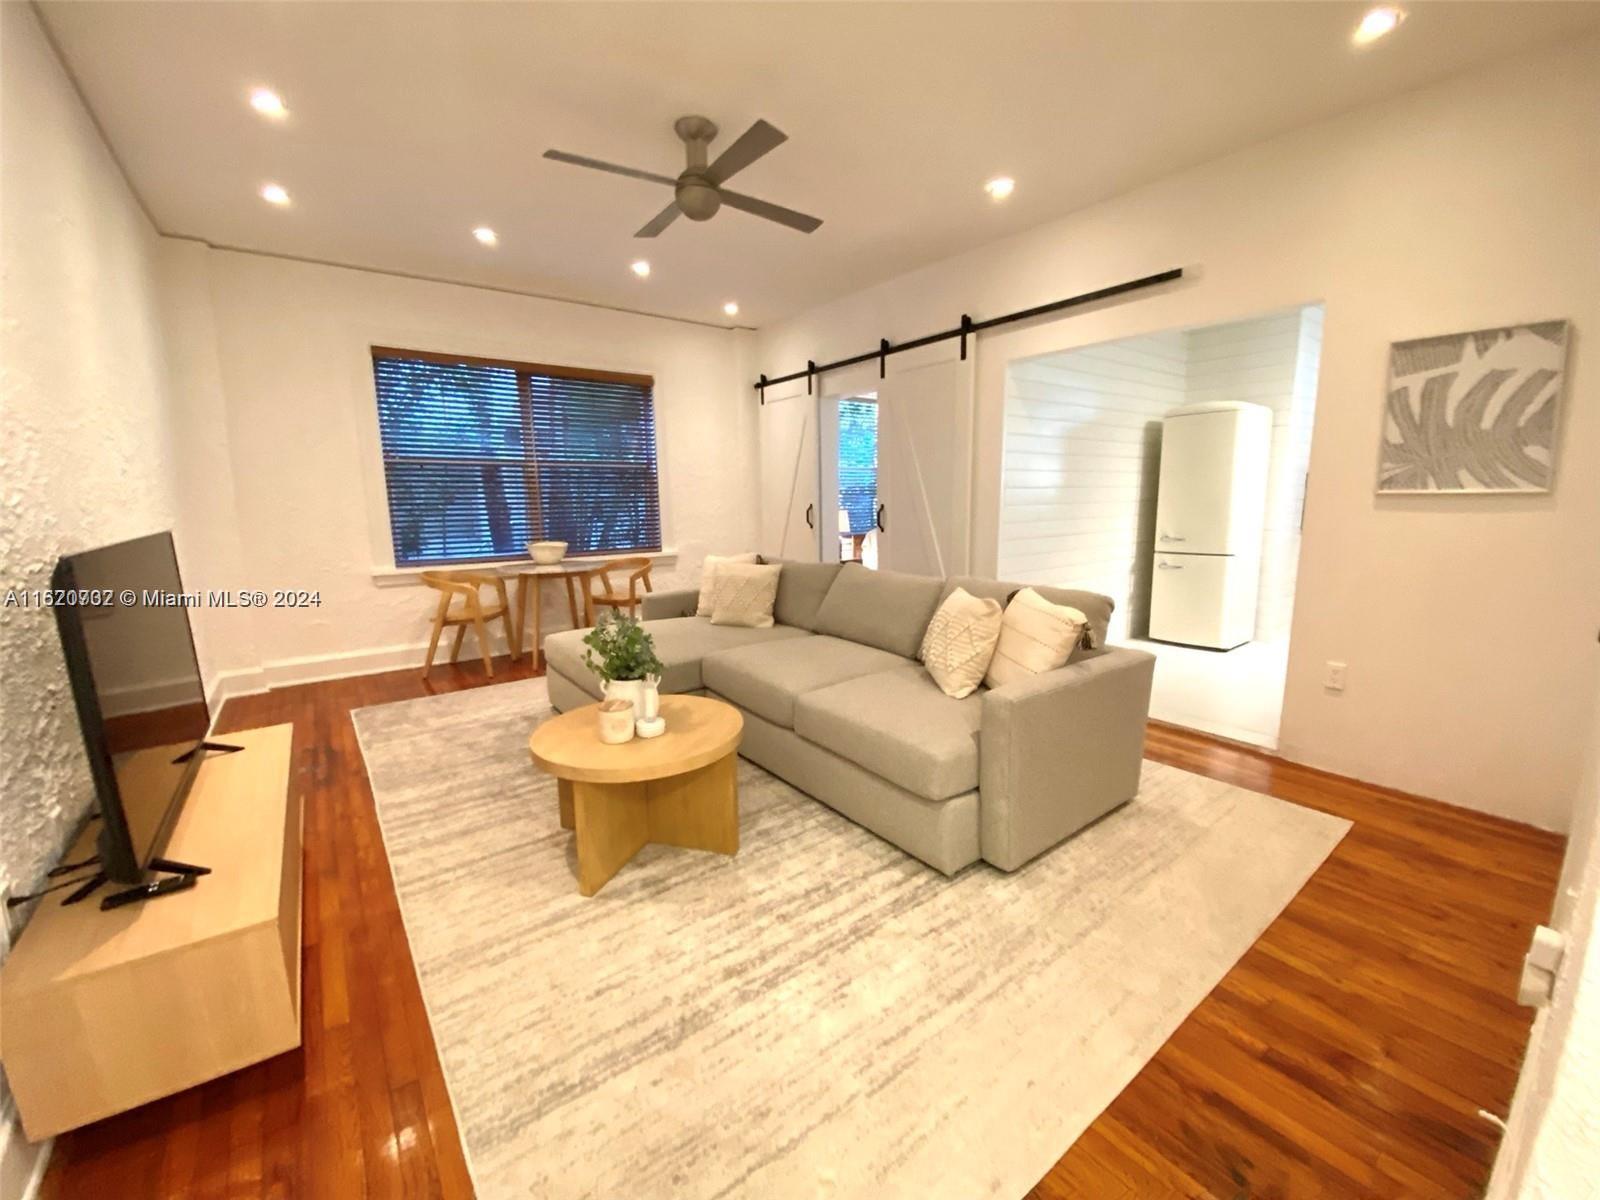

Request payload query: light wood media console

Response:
[0,724,301,1140]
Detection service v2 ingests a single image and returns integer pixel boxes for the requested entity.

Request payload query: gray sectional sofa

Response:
[542,562,1155,875]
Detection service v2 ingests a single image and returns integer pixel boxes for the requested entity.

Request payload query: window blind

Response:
[837,397,878,536]
[371,349,661,566]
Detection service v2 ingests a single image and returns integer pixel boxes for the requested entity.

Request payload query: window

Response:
[371,348,661,566]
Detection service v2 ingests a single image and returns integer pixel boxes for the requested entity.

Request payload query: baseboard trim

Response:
[0,1106,51,1200]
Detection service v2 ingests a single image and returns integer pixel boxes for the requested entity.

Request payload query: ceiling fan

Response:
[543,116,823,238]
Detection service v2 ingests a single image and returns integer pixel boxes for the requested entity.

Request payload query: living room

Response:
[2,3,1598,1198]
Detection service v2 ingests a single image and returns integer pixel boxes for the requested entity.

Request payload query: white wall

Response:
[0,4,181,1192]
[1488,673,1600,1199]
[192,248,757,686]
[998,331,1186,640]
[756,36,1600,831]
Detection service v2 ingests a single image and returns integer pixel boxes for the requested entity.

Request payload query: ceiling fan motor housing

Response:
[676,178,722,220]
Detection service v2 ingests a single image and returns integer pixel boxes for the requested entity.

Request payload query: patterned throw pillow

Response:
[984,587,1089,690]
[696,552,760,616]
[709,562,782,628]
[919,587,1003,699]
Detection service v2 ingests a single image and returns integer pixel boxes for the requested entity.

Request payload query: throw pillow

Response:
[984,587,1090,690]
[709,562,781,628]
[919,587,1003,699]
[695,552,760,616]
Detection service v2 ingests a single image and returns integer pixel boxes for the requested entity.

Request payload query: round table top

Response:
[529,694,743,784]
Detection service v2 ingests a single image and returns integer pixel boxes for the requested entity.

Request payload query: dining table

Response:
[507,558,613,667]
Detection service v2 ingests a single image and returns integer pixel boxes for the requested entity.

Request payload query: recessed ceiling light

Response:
[723,302,740,317]
[473,226,498,246]
[1352,5,1406,45]
[249,87,288,120]
[259,182,291,207]
[984,176,1016,201]
[630,259,651,278]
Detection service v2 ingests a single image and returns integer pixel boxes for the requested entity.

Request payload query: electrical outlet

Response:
[1323,661,1348,692]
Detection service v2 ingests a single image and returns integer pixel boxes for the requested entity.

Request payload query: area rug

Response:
[353,678,1349,1200]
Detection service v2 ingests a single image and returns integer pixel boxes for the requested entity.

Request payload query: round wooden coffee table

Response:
[528,694,744,896]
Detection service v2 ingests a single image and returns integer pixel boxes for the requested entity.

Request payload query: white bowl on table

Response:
[528,541,568,565]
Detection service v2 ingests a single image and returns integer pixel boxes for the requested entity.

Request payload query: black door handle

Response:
[804,502,815,530]
[875,503,886,532]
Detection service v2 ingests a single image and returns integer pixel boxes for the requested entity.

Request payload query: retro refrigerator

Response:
[1148,401,1273,650]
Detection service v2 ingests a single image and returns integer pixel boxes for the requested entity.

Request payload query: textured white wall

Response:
[756,37,1600,830]
[0,6,183,1190]
[0,2,179,903]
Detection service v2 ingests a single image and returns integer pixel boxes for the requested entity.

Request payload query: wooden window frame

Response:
[370,347,661,567]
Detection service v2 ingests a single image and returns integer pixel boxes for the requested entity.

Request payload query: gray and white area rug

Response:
[353,679,1349,1200]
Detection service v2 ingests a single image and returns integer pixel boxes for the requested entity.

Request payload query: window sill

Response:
[370,548,680,589]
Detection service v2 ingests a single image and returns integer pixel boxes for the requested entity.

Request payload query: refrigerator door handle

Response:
[1159,532,1187,543]
[1157,561,1185,570]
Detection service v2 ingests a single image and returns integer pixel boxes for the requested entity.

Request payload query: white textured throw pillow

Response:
[919,588,1003,699]
[695,552,760,616]
[709,562,781,628]
[984,587,1089,690]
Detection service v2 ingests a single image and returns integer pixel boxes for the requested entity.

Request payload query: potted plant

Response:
[581,610,664,718]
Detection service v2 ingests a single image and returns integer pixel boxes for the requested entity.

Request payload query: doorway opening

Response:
[997,304,1323,749]
[835,395,879,567]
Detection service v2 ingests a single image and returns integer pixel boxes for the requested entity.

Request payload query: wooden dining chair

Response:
[420,570,517,677]
[583,557,654,620]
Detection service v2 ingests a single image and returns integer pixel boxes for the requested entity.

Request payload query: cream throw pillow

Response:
[695,552,760,616]
[984,587,1090,690]
[919,588,1003,699]
[709,562,781,628]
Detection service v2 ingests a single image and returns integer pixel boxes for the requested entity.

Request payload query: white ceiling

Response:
[38,1,1600,327]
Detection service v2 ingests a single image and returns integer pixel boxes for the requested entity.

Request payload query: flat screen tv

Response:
[51,532,210,886]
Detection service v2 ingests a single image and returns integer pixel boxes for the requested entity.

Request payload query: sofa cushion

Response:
[701,635,905,729]
[774,561,844,631]
[811,563,944,658]
[941,575,1113,655]
[794,664,983,801]
[542,617,809,700]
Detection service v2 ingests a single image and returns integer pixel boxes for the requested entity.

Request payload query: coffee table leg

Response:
[646,752,739,855]
[558,778,575,830]
[574,780,648,897]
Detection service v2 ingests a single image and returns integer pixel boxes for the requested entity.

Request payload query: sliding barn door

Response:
[876,349,975,576]
[757,385,820,562]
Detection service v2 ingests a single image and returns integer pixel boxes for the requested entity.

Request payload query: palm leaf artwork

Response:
[1378,321,1567,493]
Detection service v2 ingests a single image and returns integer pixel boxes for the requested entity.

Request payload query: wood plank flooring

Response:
[38,660,1563,1199]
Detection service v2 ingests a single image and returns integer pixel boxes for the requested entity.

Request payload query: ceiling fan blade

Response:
[717,188,823,234]
[542,149,678,188]
[705,119,788,186]
[635,202,682,238]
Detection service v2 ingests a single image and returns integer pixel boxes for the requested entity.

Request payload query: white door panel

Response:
[1149,552,1260,649]
[876,353,974,576]
[1154,406,1272,555]
[758,388,820,561]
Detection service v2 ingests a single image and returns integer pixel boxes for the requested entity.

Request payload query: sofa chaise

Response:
[542,562,1155,875]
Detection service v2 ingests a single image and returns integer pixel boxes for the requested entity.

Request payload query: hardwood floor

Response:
[38,662,1563,1199]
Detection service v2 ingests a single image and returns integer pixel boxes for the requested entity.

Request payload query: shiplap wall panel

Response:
[1186,308,1321,641]
[997,309,1322,644]
[997,330,1186,639]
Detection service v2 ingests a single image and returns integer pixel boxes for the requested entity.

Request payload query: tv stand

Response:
[0,725,300,1140]
[100,858,210,910]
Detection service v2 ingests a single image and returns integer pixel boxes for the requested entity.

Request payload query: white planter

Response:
[603,676,658,720]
